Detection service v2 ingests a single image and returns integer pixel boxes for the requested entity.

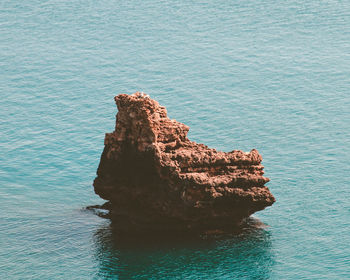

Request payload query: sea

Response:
[1,0,349,279]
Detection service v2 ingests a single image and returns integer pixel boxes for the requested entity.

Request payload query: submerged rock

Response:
[93,92,275,233]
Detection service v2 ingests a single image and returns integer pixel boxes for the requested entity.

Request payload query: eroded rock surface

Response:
[93,92,275,233]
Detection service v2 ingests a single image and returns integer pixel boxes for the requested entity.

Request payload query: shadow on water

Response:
[92,217,275,279]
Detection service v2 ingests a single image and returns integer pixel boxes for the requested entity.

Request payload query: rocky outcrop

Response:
[93,92,275,233]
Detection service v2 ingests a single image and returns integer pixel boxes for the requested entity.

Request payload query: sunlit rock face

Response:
[93,92,275,233]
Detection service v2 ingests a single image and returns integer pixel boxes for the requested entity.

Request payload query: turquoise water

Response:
[1,0,350,278]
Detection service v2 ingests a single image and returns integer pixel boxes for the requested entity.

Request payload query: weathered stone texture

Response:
[93,92,275,232]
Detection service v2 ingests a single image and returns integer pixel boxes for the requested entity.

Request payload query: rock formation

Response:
[93,92,275,233]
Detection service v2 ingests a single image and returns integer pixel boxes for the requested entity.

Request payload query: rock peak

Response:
[94,93,275,233]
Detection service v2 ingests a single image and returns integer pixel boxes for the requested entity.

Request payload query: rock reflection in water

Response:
[92,218,275,279]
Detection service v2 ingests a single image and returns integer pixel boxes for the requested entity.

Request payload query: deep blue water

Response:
[1,0,350,279]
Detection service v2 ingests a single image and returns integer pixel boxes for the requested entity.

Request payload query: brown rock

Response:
[93,92,275,233]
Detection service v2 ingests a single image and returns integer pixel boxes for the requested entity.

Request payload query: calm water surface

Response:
[1,0,350,279]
